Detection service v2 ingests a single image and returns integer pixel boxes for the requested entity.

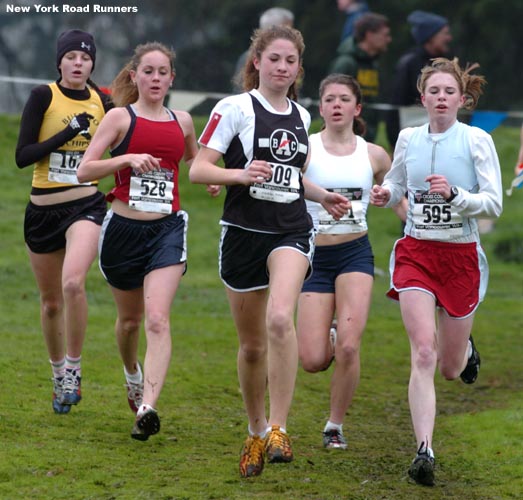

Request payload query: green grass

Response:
[1,114,522,499]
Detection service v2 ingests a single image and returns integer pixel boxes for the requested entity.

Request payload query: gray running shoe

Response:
[60,368,82,405]
[52,377,71,414]
[323,429,348,450]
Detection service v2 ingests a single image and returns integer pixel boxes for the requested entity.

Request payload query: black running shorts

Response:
[24,191,106,253]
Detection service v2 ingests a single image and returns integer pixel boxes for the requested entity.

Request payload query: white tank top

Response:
[305,132,373,234]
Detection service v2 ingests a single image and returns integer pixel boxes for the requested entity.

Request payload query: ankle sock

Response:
[50,358,66,379]
[65,355,81,376]
[418,443,435,459]
[324,420,343,433]
[266,425,286,435]
[124,362,143,384]
[248,423,268,438]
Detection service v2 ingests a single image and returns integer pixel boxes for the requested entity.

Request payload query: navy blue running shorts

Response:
[24,191,106,253]
[99,210,188,290]
[301,234,374,294]
[219,224,315,292]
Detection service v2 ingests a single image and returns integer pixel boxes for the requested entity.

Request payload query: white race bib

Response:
[129,168,174,214]
[318,187,365,234]
[48,150,91,185]
[249,162,301,203]
[412,190,463,240]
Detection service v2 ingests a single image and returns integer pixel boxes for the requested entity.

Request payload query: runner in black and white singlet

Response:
[371,58,502,486]
[15,29,112,416]
[78,43,199,442]
[208,89,312,233]
[190,26,350,478]
[296,74,405,452]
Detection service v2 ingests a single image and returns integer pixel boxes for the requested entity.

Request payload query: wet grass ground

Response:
[1,115,521,499]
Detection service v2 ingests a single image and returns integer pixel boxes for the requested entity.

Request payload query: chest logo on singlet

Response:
[269,129,299,163]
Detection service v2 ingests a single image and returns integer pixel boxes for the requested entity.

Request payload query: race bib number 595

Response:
[412,190,463,240]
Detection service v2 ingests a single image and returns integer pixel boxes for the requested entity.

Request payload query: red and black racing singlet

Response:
[107,105,185,214]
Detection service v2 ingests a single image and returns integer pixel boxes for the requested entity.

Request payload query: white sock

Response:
[266,425,286,435]
[124,362,143,383]
[248,424,268,438]
[419,442,435,459]
[467,340,473,359]
[65,355,81,376]
[324,420,343,433]
[50,358,66,379]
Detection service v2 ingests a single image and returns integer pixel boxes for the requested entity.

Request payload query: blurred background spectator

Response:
[385,10,452,149]
[330,12,391,142]
[231,7,294,92]
[336,0,370,42]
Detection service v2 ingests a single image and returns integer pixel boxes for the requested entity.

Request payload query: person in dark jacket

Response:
[385,10,452,149]
[329,12,391,142]
[336,0,370,42]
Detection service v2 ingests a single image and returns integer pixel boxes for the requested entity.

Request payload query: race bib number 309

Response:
[249,162,301,203]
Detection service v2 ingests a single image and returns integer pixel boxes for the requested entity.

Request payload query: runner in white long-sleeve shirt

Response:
[370,57,502,487]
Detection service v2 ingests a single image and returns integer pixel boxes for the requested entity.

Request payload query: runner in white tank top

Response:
[296,74,405,452]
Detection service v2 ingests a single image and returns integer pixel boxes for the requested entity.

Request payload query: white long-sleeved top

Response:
[383,121,503,242]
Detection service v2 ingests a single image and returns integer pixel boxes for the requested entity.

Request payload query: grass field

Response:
[0,114,522,499]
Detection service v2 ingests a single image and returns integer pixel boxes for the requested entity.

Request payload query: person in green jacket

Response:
[330,12,391,142]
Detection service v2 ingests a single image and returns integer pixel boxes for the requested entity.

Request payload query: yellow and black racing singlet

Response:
[32,82,105,189]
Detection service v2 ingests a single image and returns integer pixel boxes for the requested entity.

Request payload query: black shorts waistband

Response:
[27,190,104,211]
[109,209,185,226]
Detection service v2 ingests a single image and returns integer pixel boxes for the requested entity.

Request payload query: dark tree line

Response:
[1,0,522,111]
[151,0,523,112]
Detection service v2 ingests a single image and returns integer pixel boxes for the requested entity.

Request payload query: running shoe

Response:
[60,368,82,405]
[131,406,160,441]
[323,428,348,450]
[265,425,293,463]
[329,323,337,350]
[460,335,481,384]
[239,435,265,478]
[408,442,435,486]
[52,377,71,414]
[320,323,337,372]
[125,363,144,414]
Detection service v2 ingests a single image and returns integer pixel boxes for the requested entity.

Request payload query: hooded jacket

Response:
[329,37,381,141]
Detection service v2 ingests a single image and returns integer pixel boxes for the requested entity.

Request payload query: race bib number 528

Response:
[129,168,174,214]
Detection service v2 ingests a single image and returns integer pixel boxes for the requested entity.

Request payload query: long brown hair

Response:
[241,25,305,101]
[319,73,367,137]
[111,42,176,107]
